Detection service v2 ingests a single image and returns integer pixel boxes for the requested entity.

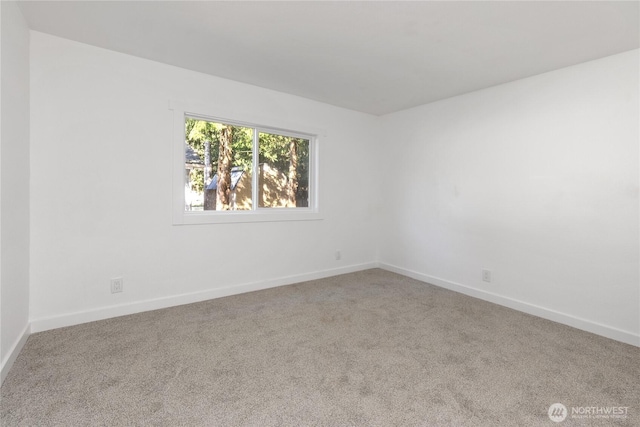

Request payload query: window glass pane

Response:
[258,132,310,208]
[184,118,253,211]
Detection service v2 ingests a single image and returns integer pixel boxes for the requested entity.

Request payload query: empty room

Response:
[1,1,639,425]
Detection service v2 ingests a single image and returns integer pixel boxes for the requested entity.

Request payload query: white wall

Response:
[379,50,639,345]
[1,1,31,382]
[22,31,640,348]
[29,33,380,330]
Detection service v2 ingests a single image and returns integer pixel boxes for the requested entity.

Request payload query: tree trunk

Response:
[216,126,233,210]
[287,138,298,207]
[203,140,216,210]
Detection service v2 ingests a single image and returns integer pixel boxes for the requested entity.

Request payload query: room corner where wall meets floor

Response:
[2,269,639,426]
[28,262,380,335]
[378,264,640,348]
[377,49,639,350]
[0,0,31,386]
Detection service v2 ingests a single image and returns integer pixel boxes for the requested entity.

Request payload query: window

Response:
[184,118,255,212]
[172,104,319,225]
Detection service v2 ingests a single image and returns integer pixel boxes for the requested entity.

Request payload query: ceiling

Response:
[17,1,640,116]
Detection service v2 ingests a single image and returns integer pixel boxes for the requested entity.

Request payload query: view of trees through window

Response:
[184,117,310,211]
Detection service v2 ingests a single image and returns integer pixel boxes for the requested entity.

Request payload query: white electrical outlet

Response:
[111,277,123,293]
[335,250,342,261]
[482,269,492,283]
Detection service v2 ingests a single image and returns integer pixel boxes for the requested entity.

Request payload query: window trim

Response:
[171,101,322,225]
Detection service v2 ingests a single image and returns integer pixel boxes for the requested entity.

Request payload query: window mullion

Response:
[252,128,259,210]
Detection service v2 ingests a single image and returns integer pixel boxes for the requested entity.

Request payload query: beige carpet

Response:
[1,269,638,426]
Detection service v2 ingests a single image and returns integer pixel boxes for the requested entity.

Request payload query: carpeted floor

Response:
[1,269,638,426]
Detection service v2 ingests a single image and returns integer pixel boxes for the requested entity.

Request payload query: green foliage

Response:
[185,118,310,202]
[259,132,310,198]
[186,118,253,170]
[185,117,254,182]
[189,169,204,193]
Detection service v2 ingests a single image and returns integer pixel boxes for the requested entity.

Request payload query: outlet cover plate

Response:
[111,277,123,293]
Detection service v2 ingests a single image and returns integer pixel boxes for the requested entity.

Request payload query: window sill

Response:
[173,209,322,225]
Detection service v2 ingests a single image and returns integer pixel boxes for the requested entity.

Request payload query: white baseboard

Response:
[25,261,640,350]
[30,262,378,334]
[1,323,31,385]
[379,262,640,347]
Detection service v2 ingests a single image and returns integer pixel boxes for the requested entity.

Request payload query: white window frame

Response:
[171,101,322,225]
